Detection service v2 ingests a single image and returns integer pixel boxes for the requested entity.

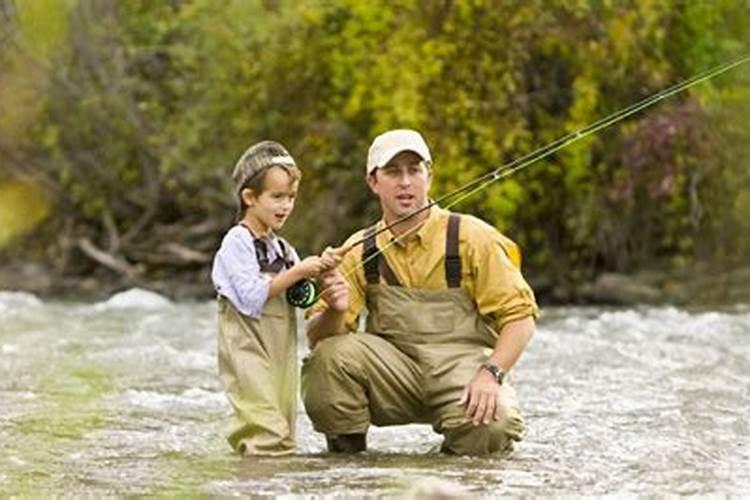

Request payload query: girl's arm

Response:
[267,256,322,298]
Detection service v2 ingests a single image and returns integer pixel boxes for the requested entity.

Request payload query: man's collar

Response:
[414,204,443,244]
[382,204,442,247]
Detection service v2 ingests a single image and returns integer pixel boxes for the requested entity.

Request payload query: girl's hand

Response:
[296,256,324,279]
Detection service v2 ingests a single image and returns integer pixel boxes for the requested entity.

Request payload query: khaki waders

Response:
[217,235,298,456]
[302,214,525,456]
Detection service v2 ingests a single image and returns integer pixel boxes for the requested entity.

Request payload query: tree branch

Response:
[77,237,139,278]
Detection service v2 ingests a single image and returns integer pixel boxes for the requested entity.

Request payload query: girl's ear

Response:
[241,187,257,207]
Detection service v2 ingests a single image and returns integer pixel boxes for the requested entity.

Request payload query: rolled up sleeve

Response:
[471,231,540,332]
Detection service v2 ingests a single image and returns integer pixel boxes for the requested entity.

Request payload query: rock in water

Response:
[100,288,172,309]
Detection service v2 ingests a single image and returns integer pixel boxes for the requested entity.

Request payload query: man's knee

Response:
[301,334,370,434]
[441,413,525,456]
[302,334,364,389]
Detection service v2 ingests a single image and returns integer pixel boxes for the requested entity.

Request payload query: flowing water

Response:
[1,289,748,497]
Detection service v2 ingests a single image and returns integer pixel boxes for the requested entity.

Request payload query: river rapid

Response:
[1,289,748,497]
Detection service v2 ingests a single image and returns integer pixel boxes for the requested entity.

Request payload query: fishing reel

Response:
[286,279,320,309]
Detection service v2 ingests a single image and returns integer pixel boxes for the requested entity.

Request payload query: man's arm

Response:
[488,316,535,373]
[460,316,535,426]
[459,220,539,424]
[306,308,348,348]
[305,269,350,348]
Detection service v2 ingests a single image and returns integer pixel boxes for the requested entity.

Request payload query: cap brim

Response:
[368,147,428,174]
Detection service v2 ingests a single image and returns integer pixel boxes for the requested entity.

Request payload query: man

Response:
[303,129,539,455]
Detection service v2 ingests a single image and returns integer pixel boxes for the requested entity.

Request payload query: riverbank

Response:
[0,261,212,303]
[2,258,749,306]
[529,263,750,306]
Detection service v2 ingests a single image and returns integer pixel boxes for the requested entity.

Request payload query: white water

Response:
[1,289,748,496]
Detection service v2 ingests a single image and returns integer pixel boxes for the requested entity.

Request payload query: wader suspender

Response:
[363,226,402,286]
[254,238,294,274]
[362,213,462,288]
[445,213,461,288]
[239,223,293,273]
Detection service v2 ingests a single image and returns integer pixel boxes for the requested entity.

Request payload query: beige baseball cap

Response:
[366,129,431,175]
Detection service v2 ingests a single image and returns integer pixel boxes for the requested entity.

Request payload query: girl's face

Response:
[242,166,298,234]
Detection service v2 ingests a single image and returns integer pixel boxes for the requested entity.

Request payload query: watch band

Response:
[481,361,505,385]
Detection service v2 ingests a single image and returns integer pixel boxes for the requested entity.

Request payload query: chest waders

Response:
[302,214,525,456]
[217,236,298,456]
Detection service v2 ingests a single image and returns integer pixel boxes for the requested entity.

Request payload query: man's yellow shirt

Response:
[309,206,539,335]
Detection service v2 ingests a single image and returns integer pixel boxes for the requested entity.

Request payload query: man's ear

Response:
[241,187,257,206]
[366,173,379,195]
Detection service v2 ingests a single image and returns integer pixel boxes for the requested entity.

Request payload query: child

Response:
[211,140,340,456]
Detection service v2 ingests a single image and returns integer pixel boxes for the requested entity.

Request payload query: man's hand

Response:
[318,269,349,312]
[458,367,506,426]
[306,269,350,348]
[320,245,349,271]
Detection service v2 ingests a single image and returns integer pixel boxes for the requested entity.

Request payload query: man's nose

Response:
[397,171,411,185]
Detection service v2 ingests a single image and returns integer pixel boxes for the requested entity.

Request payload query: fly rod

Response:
[287,53,750,308]
[345,52,750,251]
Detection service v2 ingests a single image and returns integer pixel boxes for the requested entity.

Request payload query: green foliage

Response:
[14,0,73,57]
[1,0,748,288]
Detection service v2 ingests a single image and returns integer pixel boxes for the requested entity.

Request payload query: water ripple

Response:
[1,304,749,495]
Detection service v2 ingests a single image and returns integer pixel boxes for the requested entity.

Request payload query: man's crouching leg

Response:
[440,414,525,456]
[440,387,526,456]
[301,334,371,453]
[302,333,425,454]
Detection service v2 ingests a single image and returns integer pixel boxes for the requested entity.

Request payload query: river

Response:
[1,289,748,497]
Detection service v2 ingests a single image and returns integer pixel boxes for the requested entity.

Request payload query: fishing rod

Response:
[287,53,750,308]
[348,52,750,250]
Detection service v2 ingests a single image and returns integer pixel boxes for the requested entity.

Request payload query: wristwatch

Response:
[480,361,506,385]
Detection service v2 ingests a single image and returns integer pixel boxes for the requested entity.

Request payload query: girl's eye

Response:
[270,192,295,200]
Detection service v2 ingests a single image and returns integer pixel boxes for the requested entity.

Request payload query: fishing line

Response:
[304,53,750,308]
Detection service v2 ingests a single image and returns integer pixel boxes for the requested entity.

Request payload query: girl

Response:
[211,140,339,456]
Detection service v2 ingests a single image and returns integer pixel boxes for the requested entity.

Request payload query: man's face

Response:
[367,150,432,222]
